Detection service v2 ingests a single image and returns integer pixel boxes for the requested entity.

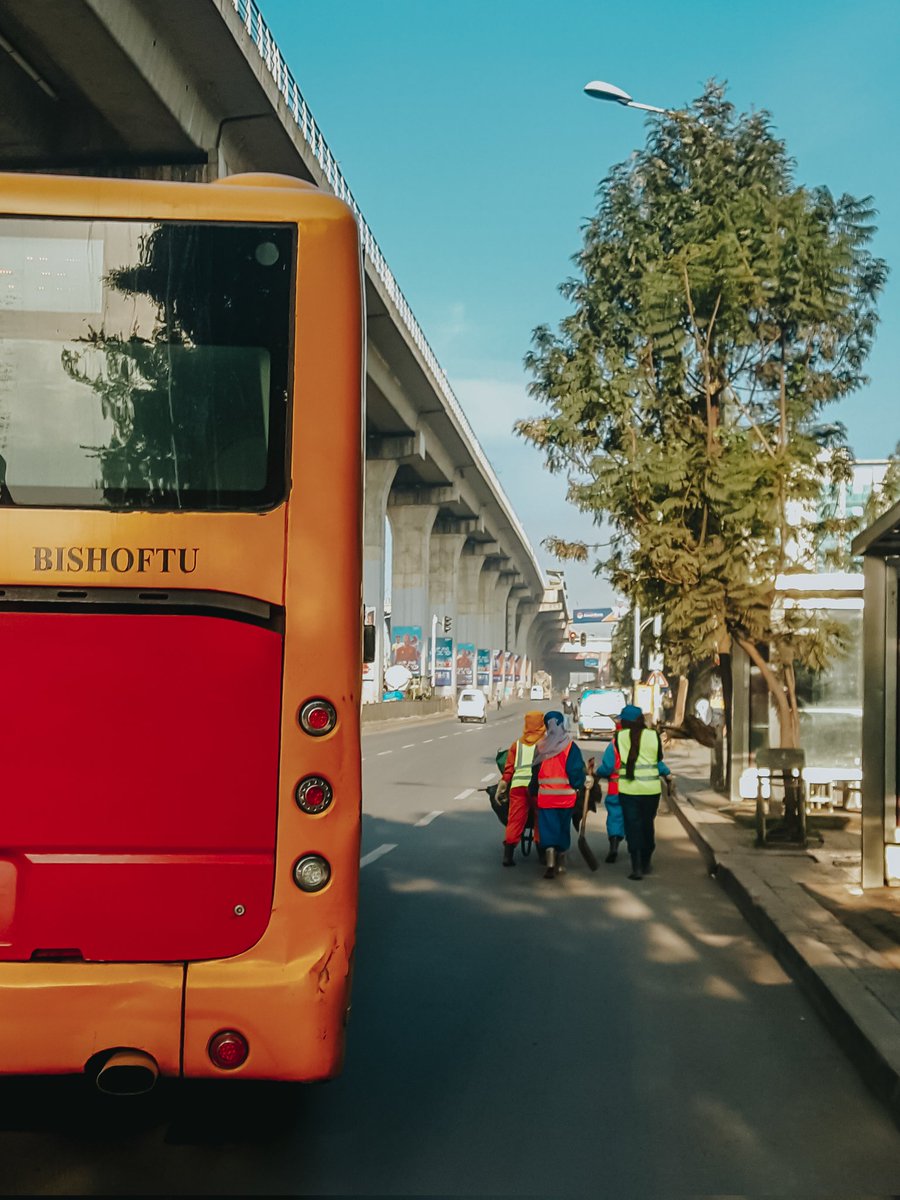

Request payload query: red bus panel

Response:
[0,612,282,962]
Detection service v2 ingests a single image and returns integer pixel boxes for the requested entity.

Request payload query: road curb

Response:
[666,784,900,1130]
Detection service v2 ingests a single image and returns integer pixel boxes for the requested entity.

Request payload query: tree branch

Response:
[736,635,796,748]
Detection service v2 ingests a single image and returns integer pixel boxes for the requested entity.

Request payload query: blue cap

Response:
[619,704,642,722]
[544,710,565,726]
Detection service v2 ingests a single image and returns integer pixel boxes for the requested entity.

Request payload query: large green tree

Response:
[519,81,892,750]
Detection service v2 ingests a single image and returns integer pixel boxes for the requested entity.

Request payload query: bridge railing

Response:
[229,0,542,583]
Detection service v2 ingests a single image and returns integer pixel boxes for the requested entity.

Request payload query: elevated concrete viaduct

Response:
[0,0,569,700]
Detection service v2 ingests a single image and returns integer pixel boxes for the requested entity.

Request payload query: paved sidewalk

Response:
[662,740,900,1128]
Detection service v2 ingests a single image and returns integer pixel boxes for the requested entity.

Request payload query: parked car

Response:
[457,688,487,723]
[577,688,627,740]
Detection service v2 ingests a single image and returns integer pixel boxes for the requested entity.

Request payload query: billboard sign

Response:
[456,642,475,687]
[390,625,422,676]
[572,608,613,624]
[477,648,491,687]
[435,635,453,687]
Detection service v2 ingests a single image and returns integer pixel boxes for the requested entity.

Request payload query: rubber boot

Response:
[628,854,643,881]
[543,848,557,879]
[605,836,621,864]
[502,842,516,868]
[557,852,567,875]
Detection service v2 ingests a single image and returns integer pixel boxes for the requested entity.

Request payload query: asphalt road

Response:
[1,700,899,1195]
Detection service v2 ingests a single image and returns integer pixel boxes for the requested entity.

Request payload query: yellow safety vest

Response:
[511,740,536,787]
[615,729,662,796]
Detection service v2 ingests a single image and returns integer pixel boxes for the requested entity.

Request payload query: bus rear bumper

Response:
[0,933,354,1083]
[0,961,183,1078]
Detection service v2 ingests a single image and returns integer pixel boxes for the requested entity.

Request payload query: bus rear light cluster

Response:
[298,698,337,736]
[208,1030,249,1071]
[295,776,333,815]
[293,854,331,893]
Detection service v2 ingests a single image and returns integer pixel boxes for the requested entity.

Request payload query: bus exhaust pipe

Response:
[94,1050,159,1096]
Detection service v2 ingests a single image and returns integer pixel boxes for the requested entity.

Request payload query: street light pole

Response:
[430,613,438,690]
[631,607,658,705]
[583,80,668,114]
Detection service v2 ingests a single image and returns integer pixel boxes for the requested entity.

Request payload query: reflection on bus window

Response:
[0,219,293,509]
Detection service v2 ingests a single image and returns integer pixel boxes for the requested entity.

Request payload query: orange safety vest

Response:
[537,745,576,809]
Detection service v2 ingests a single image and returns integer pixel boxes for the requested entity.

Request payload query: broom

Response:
[577,757,599,871]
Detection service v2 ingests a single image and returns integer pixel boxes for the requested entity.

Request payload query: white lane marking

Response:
[423,738,434,744]
[454,788,475,800]
[415,810,443,827]
[377,750,392,756]
[439,735,449,740]
[402,744,415,749]
[453,732,464,736]
[481,773,497,782]
[360,843,397,868]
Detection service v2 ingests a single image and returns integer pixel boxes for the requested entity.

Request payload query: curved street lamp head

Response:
[583,80,633,106]
[583,79,668,115]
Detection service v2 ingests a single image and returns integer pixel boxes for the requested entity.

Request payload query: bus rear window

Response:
[0,218,293,510]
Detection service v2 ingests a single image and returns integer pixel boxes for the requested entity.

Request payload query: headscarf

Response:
[520,710,545,746]
[533,710,571,763]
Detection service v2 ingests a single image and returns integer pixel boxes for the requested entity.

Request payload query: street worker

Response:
[601,735,625,863]
[496,710,544,867]
[531,710,586,879]
[596,705,670,880]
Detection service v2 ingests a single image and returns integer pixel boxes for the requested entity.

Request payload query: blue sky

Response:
[260,0,900,608]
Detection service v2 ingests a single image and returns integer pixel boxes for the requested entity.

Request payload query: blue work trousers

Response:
[619,792,660,863]
[537,806,575,851]
[604,793,625,839]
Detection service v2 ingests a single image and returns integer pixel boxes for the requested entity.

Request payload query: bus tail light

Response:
[298,698,337,736]
[293,855,331,892]
[208,1030,249,1071]
[295,776,333,814]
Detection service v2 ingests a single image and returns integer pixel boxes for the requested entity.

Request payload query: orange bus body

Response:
[0,172,363,1082]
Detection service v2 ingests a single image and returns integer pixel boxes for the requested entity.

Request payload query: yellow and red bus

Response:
[0,170,364,1091]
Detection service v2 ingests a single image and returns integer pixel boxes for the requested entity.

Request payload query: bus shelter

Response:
[852,500,900,888]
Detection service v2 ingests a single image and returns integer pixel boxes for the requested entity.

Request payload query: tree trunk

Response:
[736,637,797,748]
[673,675,689,726]
[736,637,804,841]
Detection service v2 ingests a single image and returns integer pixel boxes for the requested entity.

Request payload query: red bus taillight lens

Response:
[295,776,333,814]
[293,855,331,893]
[298,698,337,736]
[208,1030,249,1070]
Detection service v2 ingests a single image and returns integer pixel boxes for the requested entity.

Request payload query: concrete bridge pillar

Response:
[488,572,510,649]
[363,435,426,701]
[428,522,468,695]
[490,572,516,694]
[387,499,439,678]
[476,563,501,685]
[387,486,459,680]
[505,583,527,649]
[362,456,398,703]
[457,546,487,646]
[514,603,537,689]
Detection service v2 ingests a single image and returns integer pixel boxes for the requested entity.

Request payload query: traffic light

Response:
[568,629,577,643]
[580,632,587,647]
[443,615,452,634]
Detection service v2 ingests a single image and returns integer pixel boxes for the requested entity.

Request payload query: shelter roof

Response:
[851,499,900,558]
